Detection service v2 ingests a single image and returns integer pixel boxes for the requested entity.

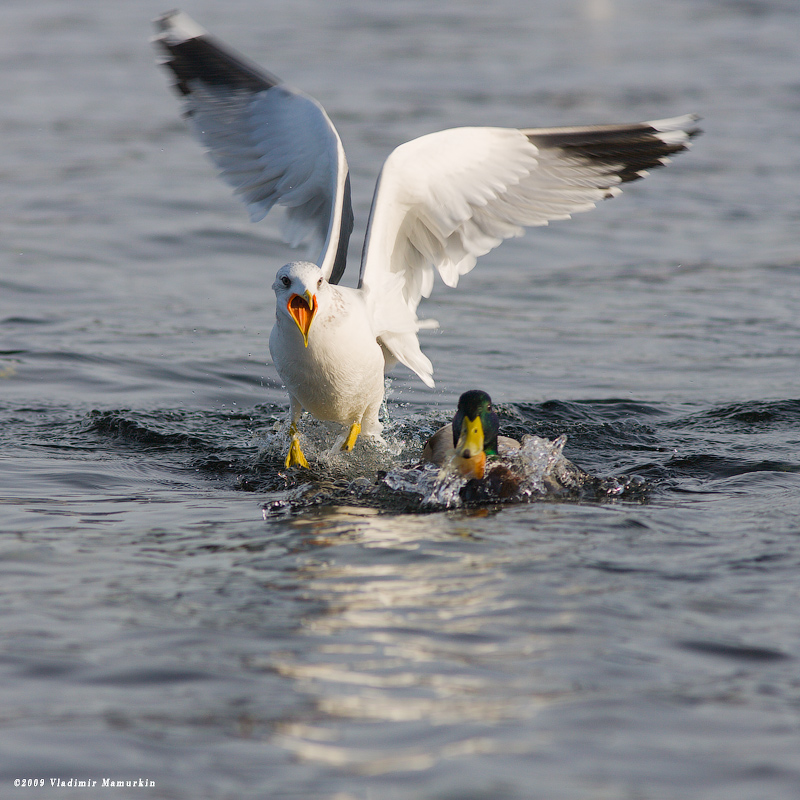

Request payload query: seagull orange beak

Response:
[287,290,318,347]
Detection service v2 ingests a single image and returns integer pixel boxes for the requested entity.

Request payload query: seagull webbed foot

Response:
[285,420,309,469]
[285,436,309,469]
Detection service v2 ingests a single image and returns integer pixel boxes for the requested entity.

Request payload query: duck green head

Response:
[451,390,500,479]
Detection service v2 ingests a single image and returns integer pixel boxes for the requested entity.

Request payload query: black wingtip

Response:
[152,10,280,95]
[526,115,702,186]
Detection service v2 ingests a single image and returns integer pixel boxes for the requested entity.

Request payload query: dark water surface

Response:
[2,0,800,798]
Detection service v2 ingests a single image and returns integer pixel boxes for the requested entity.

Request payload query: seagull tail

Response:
[379,332,435,387]
[365,272,436,388]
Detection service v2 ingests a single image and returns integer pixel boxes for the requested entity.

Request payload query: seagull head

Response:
[451,390,500,479]
[272,261,326,347]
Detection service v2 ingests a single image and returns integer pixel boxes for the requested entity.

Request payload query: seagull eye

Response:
[317,277,323,289]
[281,276,291,288]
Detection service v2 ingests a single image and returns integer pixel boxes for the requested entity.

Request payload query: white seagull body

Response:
[153,10,700,468]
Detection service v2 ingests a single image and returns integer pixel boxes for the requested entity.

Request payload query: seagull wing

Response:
[152,10,353,283]
[359,116,700,383]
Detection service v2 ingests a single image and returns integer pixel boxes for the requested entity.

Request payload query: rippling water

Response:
[2,0,800,798]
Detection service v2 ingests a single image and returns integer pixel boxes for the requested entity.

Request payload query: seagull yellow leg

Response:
[341,422,361,451]
[285,422,309,469]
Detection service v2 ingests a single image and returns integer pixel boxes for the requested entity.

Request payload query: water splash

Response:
[251,407,651,513]
[256,415,415,476]
[379,433,590,509]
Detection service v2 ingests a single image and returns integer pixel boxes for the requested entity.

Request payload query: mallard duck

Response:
[153,11,699,469]
[423,389,521,482]
[422,390,593,502]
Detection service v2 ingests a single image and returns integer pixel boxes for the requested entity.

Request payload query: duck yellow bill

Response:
[454,415,486,480]
[287,291,318,347]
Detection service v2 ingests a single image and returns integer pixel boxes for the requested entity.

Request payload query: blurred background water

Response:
[1,0,800,798]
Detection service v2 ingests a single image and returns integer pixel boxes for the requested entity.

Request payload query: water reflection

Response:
[268,507,574,774]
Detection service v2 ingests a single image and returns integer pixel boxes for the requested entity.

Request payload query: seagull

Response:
[152,10,700,468]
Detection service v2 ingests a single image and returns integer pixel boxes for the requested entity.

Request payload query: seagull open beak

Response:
[287,290,318,347]
[454,415,486,479]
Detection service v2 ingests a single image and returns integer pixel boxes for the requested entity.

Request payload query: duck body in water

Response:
[423,390,526,499]
[421,389,602,503]
[423,391,519,474]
